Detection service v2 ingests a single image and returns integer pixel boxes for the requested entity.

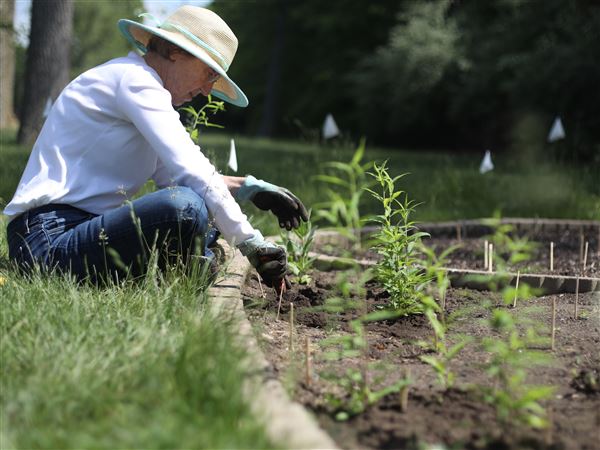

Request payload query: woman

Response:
[4,6,307,287]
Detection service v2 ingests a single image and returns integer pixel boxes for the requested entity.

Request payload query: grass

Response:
[196,132,600,235]
[0,218,273,447]
[0,128,598,447]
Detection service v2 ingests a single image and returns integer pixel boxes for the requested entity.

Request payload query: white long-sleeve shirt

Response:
[4,52,255,245]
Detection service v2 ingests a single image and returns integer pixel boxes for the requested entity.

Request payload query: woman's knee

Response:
[154,187,209,233]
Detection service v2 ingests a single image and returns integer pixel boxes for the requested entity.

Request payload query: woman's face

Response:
[163,53,221,106]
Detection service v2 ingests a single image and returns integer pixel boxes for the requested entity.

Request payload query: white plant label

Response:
[228,138,238,172]
[322,113,340,139]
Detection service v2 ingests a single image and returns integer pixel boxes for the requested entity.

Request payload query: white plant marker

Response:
[550,242,554,272]
[43,97,53,118]
[488,243,494,273]
[547,116,566,143]
[582,241,589,272]
[513,271,520,308]
[574,277,580,320]
[551,296,557,351]
[322,113,340,139]
[484,240,489,269]
[228,138,238,172]
[479,150,494,174]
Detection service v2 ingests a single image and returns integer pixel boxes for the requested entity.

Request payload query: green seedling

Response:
[180,95,226,144]
[480,308,554,429]
[367,161,429,315]
[278,211,317,284]
[314,137,374,248]
[320,320,412,421]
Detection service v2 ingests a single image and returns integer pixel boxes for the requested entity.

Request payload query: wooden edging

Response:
[207,241,338,450]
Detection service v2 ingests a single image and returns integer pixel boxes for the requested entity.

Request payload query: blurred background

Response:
[1,0,599,226]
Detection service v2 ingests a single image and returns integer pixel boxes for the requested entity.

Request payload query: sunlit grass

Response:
[0,215,273,449]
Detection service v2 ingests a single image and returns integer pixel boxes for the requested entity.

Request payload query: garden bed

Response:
[241,221,600,450]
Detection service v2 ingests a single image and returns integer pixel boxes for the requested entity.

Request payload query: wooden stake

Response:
[582,241,589,273]
[488,243,494,273]
[305,336,312,386]
[574,278,579,320]
[400,368,411,413]
[579,228,584,263]
[276,282,285,320]
[257,276,265,298]
[484,240,488,270]
[456,224,462,242]
[289,302,295,353]
[551,297,557,351]
[550,242,554,272]
[513,271,520,308]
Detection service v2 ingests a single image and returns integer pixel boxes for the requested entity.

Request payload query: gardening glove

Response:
[237,232,291,290]
[236,175,309,231]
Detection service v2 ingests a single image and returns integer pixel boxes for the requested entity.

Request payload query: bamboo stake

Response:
[550,242,554,272]
[574,277,580,320]
[582,241,589,273]
[551,297,557,351]
[513,271,520,308]
[579,228,584,263]
[305,337,312,386]
[257,276,265,298]
[289,302,295,353]
[484,240,488,270]
[276,281,285,321]
[488,243,493,273]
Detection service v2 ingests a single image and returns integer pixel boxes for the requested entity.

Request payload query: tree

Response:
[17,0,74,145]
[0,0,18,129]
[71,0,143,77]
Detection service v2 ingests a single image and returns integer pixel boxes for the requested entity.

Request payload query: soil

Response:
[242,230,600,450]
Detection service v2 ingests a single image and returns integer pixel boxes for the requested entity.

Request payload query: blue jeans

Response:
[6,187,218,282]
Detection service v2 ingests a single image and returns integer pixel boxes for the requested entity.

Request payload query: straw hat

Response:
[118,6,248,107]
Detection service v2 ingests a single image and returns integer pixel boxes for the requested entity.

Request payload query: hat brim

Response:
[118,19,249,108]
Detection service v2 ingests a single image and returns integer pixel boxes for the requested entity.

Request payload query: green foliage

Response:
[0,216,273,448]
[314,138,374,246]
[278,211,317,284]
[320,319,411,421]
[483,214,538,269]
[71,0,143,77]
[480,309,554,429]
[180,95,226,144]
[367,161,429,314]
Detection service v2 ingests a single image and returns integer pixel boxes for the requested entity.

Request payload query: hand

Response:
[238,232,290,289]
[236,176,309,230]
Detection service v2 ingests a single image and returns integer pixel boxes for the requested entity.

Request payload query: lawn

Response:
[0,129,598,448]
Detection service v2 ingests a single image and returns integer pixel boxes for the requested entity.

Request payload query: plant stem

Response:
[513,270,520,308]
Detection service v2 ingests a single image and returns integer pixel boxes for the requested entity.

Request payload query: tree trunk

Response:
[0,0,18,129]
[256,0,287,137]
[17,0,73,145]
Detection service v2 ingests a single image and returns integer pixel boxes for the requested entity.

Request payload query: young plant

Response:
[180,95,226,144]
[314,138,374,248]
[317,267,411,420]
[366,161,430,315]
[417,244,470,390]
[483,214,539,269]
[278,212,317,284]
[480,308,555,429]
